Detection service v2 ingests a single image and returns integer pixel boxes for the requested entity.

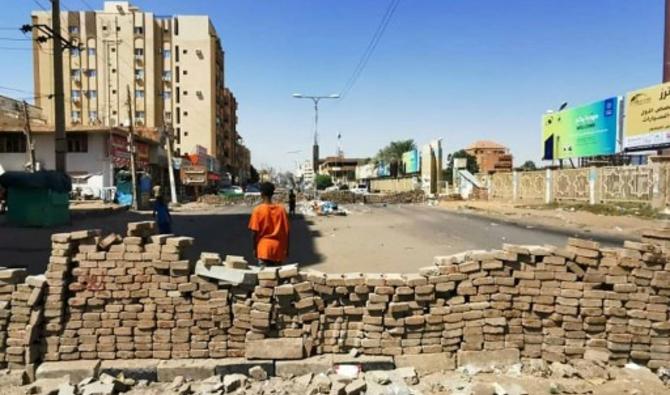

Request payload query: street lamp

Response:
[292,93,340,175]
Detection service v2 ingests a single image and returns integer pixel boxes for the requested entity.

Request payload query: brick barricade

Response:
[2,221,670,373]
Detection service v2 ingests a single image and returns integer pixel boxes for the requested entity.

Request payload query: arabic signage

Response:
[402,150,420,173]
[376,161,391,177]
[180,165,207,186]
[109,134,149,169]
[624,82,670,150]
[542,97,619,160]
[355,163,376,179]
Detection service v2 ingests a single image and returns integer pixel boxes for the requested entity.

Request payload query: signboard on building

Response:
[542,97,620,160]
[376,161,391,177]
[180,165,207,186]
[624,82,670,150]
[109,134,149,169]
[402,150,420,173]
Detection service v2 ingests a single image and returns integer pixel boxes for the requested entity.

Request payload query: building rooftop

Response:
[466,140,508,150]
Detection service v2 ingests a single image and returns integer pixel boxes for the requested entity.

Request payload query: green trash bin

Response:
[0,171,72,227]
[6,187,70,227]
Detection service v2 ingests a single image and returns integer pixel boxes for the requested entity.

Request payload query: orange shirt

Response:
[248,203,290,262]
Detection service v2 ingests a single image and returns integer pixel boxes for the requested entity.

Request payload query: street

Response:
[0,203,611,275]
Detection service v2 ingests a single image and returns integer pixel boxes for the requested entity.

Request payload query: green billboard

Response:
[542,97,620,160]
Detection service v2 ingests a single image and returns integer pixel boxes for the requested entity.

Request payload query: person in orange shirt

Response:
[248,182,290,266]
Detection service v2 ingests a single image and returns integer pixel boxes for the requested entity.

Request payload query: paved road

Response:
[0,203,615,275]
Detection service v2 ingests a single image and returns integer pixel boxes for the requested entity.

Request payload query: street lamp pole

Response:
[292,93,339,175]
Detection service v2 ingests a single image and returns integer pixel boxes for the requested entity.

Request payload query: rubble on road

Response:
[4,357,670,394]
[319,190,426,205]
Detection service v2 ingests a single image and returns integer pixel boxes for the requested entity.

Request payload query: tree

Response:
[315,174,334,190]
[444,150,479,184]
[249,165,260,184]
[519,160,537,171]
[375,139,416,164]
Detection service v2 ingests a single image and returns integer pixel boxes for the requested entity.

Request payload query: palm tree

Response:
[375,139,416,164]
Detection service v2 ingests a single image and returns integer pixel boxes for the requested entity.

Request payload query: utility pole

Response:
[52,0,66,172]
[164,121,178,205]
[125,86,138,210]
[21,101,37,172]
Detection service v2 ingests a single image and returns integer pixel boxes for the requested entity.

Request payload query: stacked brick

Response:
[0,268,27,367]
[4,222,670,372]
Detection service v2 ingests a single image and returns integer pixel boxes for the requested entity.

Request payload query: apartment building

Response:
[31,1,229,163]
[221,87,237,171]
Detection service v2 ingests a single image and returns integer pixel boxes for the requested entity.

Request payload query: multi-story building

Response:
[31,1,227,161]
[234,141,250,184]
[221,88,237,171]
[464,140,513,173]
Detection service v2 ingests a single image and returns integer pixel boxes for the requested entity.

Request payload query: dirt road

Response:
[0,203,621,275]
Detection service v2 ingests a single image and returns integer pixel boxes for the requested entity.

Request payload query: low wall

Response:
[370,177,416,193]
[2,221,670,375]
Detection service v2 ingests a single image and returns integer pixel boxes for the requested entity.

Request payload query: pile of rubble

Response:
[319,190,426,205]
[5,357,670,395]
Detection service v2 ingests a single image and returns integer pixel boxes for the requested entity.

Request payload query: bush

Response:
[315,174,333,190]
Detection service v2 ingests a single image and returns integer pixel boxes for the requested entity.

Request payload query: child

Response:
[153,195,172,234]
[248,182,290,266]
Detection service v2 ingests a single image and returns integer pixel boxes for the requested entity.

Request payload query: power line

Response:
[339,0,401,100]
[0,86,35,94]
[0,37,32,41]
[0,46,34,51]
[31,0,48,11]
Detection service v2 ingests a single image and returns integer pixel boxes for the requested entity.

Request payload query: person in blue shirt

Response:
[152,195,172,234]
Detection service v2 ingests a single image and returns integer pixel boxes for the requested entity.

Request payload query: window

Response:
[71,48,80,57]
[175,45,180,62]
[133,26,144,35]
[87,47,96,56]
[0,133,26,153]
[71,69,81,80]
[68,26,79,34]
[184,131,189,136]
[71,90,81,99]
[135,111,145,119]
[89,111,98,121]
[112,68,116,74]
[135,90,145,98]
[134,48,144,56]
[86,69,96,77]
[111,47,115,53]
[134,69,144,79]
[116,26,121,32]
[67,133,88,153]
[163,49,171,59]
[183,111,188,116]
[162,70,171,81]
[87,90,97,99]
[175,66,180,83]
[71,110,81,120]
[183,91,188,96]
[163,91,172,99]
[165,112,172,121]
[102,25,108,31]
[183,69,188,75]
[182,49,187,54]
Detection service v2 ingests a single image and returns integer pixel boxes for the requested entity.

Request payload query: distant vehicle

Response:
[244,184,261,197]
[351,184,369,195]
[324,185,339,192]
[218,186,243,196]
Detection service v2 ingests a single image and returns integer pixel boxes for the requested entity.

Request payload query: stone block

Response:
[276,355,333,378]
[332,354,395,371]
[394,353,455,374]
[214,358,275,377]
[156,359,219,382]
[36,360,100,384]
[246,338,305,360]
[456,349,520,370]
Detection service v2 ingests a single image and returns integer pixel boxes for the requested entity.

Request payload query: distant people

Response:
[152,184,162,199]
[288,189,296,216]
[248,182,290,267]
[153,195,172,234]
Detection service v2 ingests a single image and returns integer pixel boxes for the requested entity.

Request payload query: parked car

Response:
[218,186,243,196]
[351,184,369,195]
[244,184,261,197]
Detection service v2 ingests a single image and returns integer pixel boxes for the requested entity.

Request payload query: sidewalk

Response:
[439,200,667,242]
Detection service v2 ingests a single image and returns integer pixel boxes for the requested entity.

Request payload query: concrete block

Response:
[100,359,160,382]
[246,338,304,360]
[276,355,333,378]
[214,358,274,377]
[194,261,259,286]
[36,360,100,384]
[156,359,219,382]
[457,349,520,370]
[332,354,395,371]
[394,353,456,374]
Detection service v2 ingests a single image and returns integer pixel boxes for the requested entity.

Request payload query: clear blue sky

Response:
[0,0,664,171]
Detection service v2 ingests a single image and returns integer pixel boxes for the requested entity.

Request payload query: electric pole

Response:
[126,86,139,210]
[21,101,37,172]
[52,0,66,172]
[164,121,178,205]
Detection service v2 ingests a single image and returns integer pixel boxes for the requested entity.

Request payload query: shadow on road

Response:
[0,211,321,275]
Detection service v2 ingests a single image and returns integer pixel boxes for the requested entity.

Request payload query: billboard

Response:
[402,149,420,173]
[542,97,619,160]
[355,163,376,180]
[624,82,670,150]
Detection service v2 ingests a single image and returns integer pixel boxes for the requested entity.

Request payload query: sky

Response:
[0,0,664,171]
